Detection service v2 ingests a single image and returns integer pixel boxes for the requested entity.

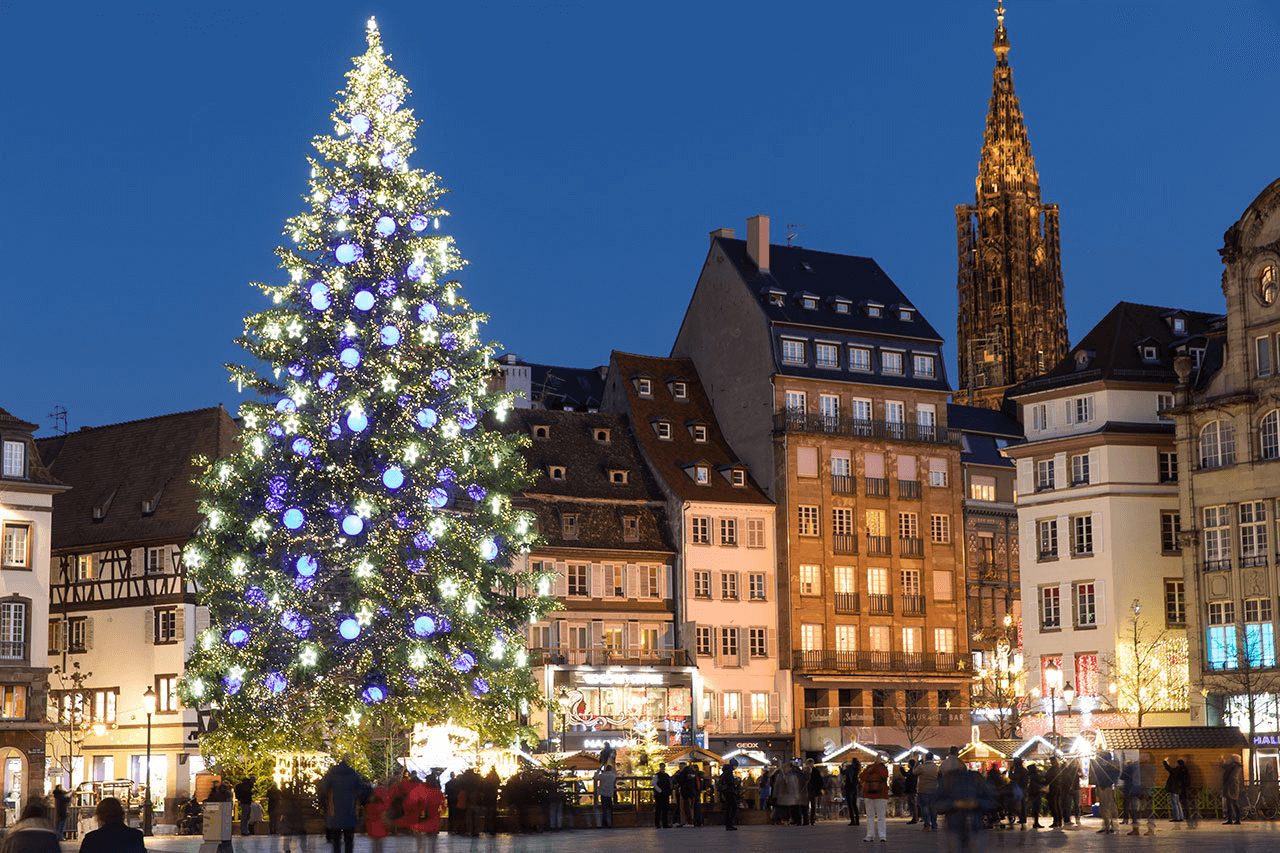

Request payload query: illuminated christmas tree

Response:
[180,19,546,758]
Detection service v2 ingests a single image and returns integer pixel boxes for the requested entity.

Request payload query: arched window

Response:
[1261,265,1277,306]
[1199,420,1236,469]
[1260,411,1280,461]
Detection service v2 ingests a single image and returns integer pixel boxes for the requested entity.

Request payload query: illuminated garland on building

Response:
[179,19,549,755]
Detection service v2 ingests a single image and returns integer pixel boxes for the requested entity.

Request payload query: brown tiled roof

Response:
[522,499,671,553]
[1099,726,1247,751]
[0,407,38,432]
[0,406,63,487]
[607,352,773,507]
[35,406,239,551]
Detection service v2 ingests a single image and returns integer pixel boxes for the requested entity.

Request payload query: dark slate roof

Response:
[714,237,945,344]
[1011,302,1222,397]
[947,404,1022,439]
[1099,726,1247,751]
[528,363,606,411]
[35,406,239,551]
[608,352,774,506]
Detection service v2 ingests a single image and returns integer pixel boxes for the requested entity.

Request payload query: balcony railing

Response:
[832,474,856,495]
[1038,550,1059,561]
[867,535,891,556]
[865,477,889,497]
[834,592,860,614]
[1241,552,1269,568]
[899,537,924,558]
[898,479,922,500]
[867,593,894,614]
[1202,558,1232,573]
[527,648,690,667]
[0,641,25,660]
[774,412,961,445]
[795,650,972,675]
[833,533,858,555]
[901,594,926,616]
[802,705,967,728]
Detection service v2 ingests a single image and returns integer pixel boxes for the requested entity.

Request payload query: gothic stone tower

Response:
[955,4,1068,410]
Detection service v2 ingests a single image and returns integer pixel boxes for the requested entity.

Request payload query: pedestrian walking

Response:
[1092,751,1120,834]
[76,797,145,853]
[403,774,445,853]
[364,778,395,853]
[901,758,919,824]
[720,760,741,831]
[1,798,60,853]
[913,753,940,831]
[1222,755,1244,824]
[1027,762,1045,828]
[267,783,282,835]
[316,755,369,853]
[594,763,617,828]
[281,789,312,853]
[235,774,256,836]
[859,755,890,842]
[1009,757,1029,827]
[1163,757,1189,822]
[50,786,69,841]
[807,760,825,824]
[653,765,673,828]
[758,768,772,815]
[842,758,862,826]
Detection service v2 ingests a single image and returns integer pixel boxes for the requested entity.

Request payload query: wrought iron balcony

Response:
[901,594,927,616]
[899,537,924,558]
[794,650,971,675]
[834,592,860,614]
[865,477,889,497]
[833,533,858,555]
[774,412,961,445]
[898,479,922,499]
[1240,552,1269,568]
[1202,558,1233,573]
[832,474,856,495]
[526,648,691,667]
[867,593,894,615]
[867,535,891,556]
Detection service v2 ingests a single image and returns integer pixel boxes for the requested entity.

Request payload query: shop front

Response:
[707,735,794,765]
[545,665,694,753]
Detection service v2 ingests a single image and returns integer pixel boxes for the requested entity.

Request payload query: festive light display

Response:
[180,19,548,755]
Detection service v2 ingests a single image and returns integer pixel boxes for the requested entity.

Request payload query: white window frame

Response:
[1,441,26,479]
[881,350,904,375]
[799,564,821,596]
[781,338,806,364]
[913,354,936,378]
[848,347,872,372]
[1,523,31,569]
[797,505,819,536]
[815,342,839,368]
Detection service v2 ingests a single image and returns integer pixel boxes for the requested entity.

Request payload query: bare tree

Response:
[969,616,1027,739]
[1208,619,1280,742]
[889,689,941,747]
[1102,600,1188,727]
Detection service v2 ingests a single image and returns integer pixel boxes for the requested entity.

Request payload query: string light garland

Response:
[180,18,550,758]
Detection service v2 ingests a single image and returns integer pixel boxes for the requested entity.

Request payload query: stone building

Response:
[602,351,789,758]
[503,409,691,752]
[672,215,970,753]
[1006,303,1213,733]
[1172,176,1280,744]
[955,3,1069,411]
[492,354,605,411]
[35,406,238,816]
[0,408,65,822]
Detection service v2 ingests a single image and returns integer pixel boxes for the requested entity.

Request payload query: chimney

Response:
[747,215,769,271]
[709,227,735,246]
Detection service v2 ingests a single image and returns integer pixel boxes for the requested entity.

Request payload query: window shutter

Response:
[85,618,94,651]
[47,620,60,654]
[705,691,719,723]
[144,609,154,644]
[738,627,749,667]
[626,621,640,651]
[897,455,917,479]
[590,563,603,598]
[627,564,639,599]
[554,562,568,598]
[770,692,782,723]
[176,608,185,640]
[664,565,673,599]
[1093,512,1104,554]
[591,620,604,650]
[767,627,777,659]
[693,623,703,658]
[864,452,885,479]
[1094,579,1107,627]
[1065,401,1074,424]
[194,606,210,637]
[554,619,567,650]
[601,564,614,598]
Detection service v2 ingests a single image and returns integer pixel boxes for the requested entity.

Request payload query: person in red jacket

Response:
[403,773,446,853]
[860,756,890,842]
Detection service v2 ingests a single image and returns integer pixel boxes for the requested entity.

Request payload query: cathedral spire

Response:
[955,5,1069,410]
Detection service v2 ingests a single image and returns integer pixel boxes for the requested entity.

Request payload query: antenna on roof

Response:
[48,406,68,435]
[786,224,804,247]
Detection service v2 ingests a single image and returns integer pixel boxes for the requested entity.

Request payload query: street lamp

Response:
[1042,663,1074,737]
[142,687,156,836]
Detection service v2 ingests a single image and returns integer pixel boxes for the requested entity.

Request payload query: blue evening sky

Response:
[4,2,1278,434]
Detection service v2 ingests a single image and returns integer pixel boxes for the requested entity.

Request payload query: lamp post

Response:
[1042,662,1075,737]
[142,687,156,836]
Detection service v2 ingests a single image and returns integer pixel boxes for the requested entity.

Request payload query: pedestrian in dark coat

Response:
[317,758,369,853]
[1,799,61,853]
[720,760,741,831]
[807,762,825,824]
[1027,763,1045,828]
[841,758,861,826]
[50,786,69,840]
[653,766,672,828]
[235,774,256,836]
[902,758,919,823]
[267,783,282,834]
[76,797,145,853]
[1162,758,1189,822]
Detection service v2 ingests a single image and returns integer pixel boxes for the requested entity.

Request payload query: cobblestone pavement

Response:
[58,818,1280,853]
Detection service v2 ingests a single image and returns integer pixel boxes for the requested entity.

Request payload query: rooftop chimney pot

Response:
[747,215,769,271]
[709,228,735,246]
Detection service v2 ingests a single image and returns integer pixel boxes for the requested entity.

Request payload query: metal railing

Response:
[802,706,968,728]
[865,477,889,497]
[1241,552,1269,568]
[867,535,891,556]
[1202,558,1232,572]
[833,533,858,555]
[899,537,924,557]
[867,593,893,614]
[774,412,962,445]
[831,474,856,495]
[901,594,926,616]
[527,648,690,666]
[898,479,922,499]
[834,592,860,614]
[0,641,25,660]
[794,650,971,675]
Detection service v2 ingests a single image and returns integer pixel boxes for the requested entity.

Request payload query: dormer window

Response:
[780,339,805,364]
[532,425,550,440]
[655,422,672,440]
[636,378,652,397]
[609,469,629,484]
[769,293,785,306]
[548,465,566,481]
[762,286,787,307]
[802,297,817,310]
[1141,345,1159,362]
[1172,317,1186,334]
[731,470,746,487]
[671,381,688,400]
[561,514,578,539]
[141,499,155,517]
[691,425,708,443]
[594,428,611,443]
[1074,350,1093,370]
[899,309,914,322]
[694,466,709,484]
[1,441,26,479]
[864,301,884,318]
[622,516,639,542]
[835,303,849,313]
[1191,347,1205,368]
[881,351,904,375]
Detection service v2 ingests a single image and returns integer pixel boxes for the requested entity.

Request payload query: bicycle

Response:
[1241,783,1278,820]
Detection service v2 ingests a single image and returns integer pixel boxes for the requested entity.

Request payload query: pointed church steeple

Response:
[955,3,1068,410]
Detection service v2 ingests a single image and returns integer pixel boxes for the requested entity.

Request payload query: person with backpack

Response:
[720,760,741,831]
[653,765,673,828]
[860,755,890,842]
[842,758,862,826]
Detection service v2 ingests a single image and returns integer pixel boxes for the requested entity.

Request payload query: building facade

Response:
[673,215,971,753]
[0,408,64,824]
[35,407,238,816]
[955,4,1068,410]
[1173,176,1280,742]
[504,409,691,753]
[492,354,606,411]
[602,352,789,758]
[1007,303,1211,733]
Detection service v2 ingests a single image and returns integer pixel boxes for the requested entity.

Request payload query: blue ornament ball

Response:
[406,557,426,572]
[406,262,426,280]
[245,586,268,607]
[380,325,401,346]
[288,363,305,378]
[430,368,452,389]
[291,437,313,457]
[294,576,315,593]
[467,484,487,501]
[381,151,400,169]
[265,496,285,514]
[310,283,331,311]
[224,674,243,696]
[375,216,396,237]
[415,408,438,429]
[382,466,405,490]
[228,627,249,647]
[427,487,449,509]
[265,672,288,694]
[378,279,397,297]
[346,410,369,433]
[339,618,361,640]
[418,303,439,323]
[457,410,478,430]
[440,332,459,351]
[339,348,361,369]
[268,476,288,496]
[267,424,284,438]
[454,652,476,673]
[353,290,375,311]
[362,685,386,704]
[413,614,437,636]
[378,93,399,112]
[413,530,435,550]
[328,194,350,214]
[409,214,429,232]
[296,555,318,577]
[479,538,499,561]
[342,515,364,536]
[329,422,342,441]
[472,677,490,696]
[350,114,371,135]
[318,372,338,392]
[282,508,305,529]
[335,243,363,265]
[437,467,455,483]
[437,615,452,633]
[394,512,412,529]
